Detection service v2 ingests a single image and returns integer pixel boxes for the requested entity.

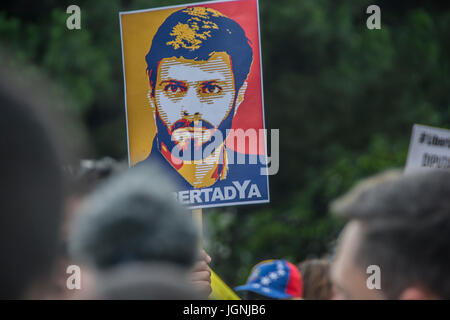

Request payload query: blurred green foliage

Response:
[1,0,449,287]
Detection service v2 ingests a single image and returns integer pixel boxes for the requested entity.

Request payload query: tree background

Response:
[1,0,449,287]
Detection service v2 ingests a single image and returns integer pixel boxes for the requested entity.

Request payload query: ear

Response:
[234,80,248,116]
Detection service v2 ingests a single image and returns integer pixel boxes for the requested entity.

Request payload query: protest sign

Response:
[405,124,450,173]
[119,0,269,209]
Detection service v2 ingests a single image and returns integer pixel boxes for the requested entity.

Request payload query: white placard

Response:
[405,124,450,173]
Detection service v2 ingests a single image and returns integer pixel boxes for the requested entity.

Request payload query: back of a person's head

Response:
[0,54,74,298]
[62,157,128,239]
[297,259,332,300]
[332,169,450,299]
[95,262,202,300]
[68,164,198,271]
[66,157,128,198]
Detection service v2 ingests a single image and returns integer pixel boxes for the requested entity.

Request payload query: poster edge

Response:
[255,0,271,204]
[119,13,131,168]
[187,198,270,210]
[119,0,242,15]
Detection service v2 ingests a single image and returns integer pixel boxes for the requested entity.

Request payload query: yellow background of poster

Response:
[120,8,181,165]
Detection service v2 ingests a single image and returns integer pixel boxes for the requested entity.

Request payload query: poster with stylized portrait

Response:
[120,0,269,208]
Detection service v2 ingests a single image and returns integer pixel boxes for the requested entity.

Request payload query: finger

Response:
[190,270,211,282]
[199,249,211,264]
[192,281,212,296]
[192,261,209,272]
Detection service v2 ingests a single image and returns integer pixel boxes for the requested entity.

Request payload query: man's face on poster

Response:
[150,52,241,161]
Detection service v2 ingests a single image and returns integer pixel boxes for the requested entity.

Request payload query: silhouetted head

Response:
[69,164,199,271]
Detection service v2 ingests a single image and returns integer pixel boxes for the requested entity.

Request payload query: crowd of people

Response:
[1,56,450,300]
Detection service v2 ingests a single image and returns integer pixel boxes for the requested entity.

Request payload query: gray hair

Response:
[68,164,198,270]
[331,169,450,299]
[95,262,202,300]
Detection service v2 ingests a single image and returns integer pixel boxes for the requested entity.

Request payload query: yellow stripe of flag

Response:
[209,268,241,300]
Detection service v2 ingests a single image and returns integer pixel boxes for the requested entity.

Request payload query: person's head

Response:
[64,157,127,228]
[67,158,127,198]
[235,260,303,300]
[68,164,199,272]
[0,53,76,299]
[95,262,202,300]
[145,7,253,160]
[40,158,127,299]
[298,259,332,300]
[330,169,450,300]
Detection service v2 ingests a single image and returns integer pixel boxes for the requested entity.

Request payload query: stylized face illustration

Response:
[151,52,239,161]
[155,51,235,130]
[145,6,253,166]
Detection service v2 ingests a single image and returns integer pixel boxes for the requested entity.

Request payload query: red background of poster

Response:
[204,0,265,155]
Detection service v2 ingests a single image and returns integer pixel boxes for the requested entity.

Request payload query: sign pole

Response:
[192,208,240,300]
[192,208,203,248]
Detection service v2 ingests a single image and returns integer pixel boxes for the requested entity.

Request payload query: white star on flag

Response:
[261,276,270,285]
[269,272,278,280]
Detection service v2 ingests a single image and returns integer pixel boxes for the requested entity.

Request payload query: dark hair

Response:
[332,169,450,299]
[145,6,253,97]
[68,164,198,270]
[297,259,332,300]
[65,157,127,197]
